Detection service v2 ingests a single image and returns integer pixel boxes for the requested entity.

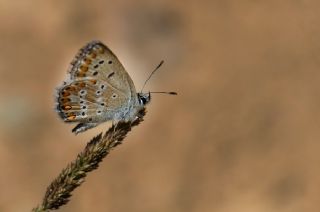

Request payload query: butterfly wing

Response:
[56,41,139,125]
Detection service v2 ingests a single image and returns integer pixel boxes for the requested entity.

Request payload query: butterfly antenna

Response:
[150,91,178,95]
[141,60,164,93]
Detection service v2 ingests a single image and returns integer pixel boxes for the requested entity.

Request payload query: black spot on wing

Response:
[108,72,115,78]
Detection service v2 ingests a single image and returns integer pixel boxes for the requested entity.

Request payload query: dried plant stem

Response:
[32,108,146,212]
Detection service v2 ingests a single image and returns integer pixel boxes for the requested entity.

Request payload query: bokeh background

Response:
[1,1,320,211]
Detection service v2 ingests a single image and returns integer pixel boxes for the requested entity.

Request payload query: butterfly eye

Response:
[142,97,147,105]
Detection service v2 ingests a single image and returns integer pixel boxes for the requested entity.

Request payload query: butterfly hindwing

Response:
[56,79,127,123]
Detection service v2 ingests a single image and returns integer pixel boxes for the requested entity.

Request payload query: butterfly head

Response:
[138,92,151,106]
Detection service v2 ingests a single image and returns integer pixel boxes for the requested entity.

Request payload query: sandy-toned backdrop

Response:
[0,1,320,211]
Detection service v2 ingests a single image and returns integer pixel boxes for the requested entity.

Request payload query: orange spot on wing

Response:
[90,79,97,84]
[61,91,70,97]
[67,113,76,121]
[83,58,92,65]
[77,72,86,77]
[65,86,76,91]
[60,98,70,103]
[62,105,72,110]
[74,82,86,90]
[79,82,86,87]
[89,52,97,58]
[80,65,88,72]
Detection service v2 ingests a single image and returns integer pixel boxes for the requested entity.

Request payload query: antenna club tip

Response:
[157,60,164,68]
[169,92,178,95]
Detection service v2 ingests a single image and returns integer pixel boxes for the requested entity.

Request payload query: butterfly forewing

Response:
[68,41,132,91]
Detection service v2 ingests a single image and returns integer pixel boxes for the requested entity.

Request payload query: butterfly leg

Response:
[72,122,99,134]
[111,120,118,134]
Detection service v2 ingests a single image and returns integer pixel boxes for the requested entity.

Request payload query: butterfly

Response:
[55,41,154,134]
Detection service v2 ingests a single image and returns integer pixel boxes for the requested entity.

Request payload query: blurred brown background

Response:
[0,0,320,211]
